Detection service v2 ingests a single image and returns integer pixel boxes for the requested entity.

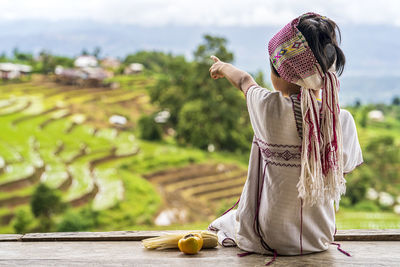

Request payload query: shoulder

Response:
[245,84,284,105]
[340,108,352,119]
[340,109,357,129]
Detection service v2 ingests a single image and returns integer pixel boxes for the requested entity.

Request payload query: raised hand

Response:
[209,55,226,80]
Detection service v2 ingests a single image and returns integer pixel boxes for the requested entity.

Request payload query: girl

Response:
[208,12,363,264]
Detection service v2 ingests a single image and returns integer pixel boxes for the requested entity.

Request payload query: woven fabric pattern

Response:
[268,13,319,86]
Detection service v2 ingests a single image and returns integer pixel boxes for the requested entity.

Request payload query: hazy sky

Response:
[1,0,399,27]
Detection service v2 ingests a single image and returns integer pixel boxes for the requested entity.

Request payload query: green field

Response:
[0,74,399,235]
[0,75,250,234]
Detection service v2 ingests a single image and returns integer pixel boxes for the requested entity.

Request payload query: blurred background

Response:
[0,0,399,234]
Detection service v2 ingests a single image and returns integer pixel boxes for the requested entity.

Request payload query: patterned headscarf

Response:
[268,12,345,211]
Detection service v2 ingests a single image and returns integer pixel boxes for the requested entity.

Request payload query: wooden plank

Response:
[0,240,399,266]
[20,230,193,242]
[0,234,22,241]
[10,229,400,242]
[335,229,400,241]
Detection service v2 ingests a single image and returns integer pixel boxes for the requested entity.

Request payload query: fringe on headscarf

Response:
[297,71,345,211]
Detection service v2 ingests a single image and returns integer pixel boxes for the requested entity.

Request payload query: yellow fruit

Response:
[142,230,217,250]
[178,233,203,254]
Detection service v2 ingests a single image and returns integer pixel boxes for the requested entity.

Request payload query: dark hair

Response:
[270,15,346,77]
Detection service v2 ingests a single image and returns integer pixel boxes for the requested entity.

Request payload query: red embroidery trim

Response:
[207,225,218,232]
[256,143,301,161]
[221,196,240,216]
[222,237,236,247]
[254,136,301,148]
[253,139,302,168]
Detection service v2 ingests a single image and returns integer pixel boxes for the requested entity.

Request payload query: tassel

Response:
[320,72,345,211]
[265,249,278,266]
[297,71,345,210]
[297,88,325,207]
[331,242,352,257]
[237,251,254,257]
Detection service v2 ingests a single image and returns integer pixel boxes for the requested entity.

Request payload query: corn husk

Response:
[142,230,218,250]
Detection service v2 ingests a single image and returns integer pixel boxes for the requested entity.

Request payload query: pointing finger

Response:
[210,55,220,63]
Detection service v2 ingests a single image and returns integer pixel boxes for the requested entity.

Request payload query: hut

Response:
[124,63,144,75]
[0,63,32,80]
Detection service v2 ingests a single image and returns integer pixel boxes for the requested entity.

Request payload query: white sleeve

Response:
[245,85,273,141]
[340,109,363,174]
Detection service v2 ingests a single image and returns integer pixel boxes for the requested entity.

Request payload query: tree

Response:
[392,96,400,106]
[146,35,254,152]
[365,136,400,193]
[179,34,252,152]
[57,206,99,232]
[253,70,270,89]
[193,35,233,64]
[359,106,372,128]
[177,100,218,149]
[36,50,74,74]
[345,134,400,206]
[12,209,34,234]
[138,114,163,141]
[81,48,89,56]
[124,50,184,73]
[92,46,102,59]
[147,56,193,125]
[354,99,362,108]
[0,52,8,62]
[12,47,33,62]
[30,183,68,232]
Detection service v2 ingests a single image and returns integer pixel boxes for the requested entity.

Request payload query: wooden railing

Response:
[2,229,399,242]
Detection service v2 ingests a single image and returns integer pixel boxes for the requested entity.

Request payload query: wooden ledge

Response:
[0,234,22,241]
[1,229,400,242]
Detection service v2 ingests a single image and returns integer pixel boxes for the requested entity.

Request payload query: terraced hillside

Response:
[143,163,247,225]
[0,75,156,232]
[1,75,398,233]
[0,75,248,233]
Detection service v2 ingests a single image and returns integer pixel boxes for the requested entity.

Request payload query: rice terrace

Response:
[0,73,254,233]
[1,69,399,235]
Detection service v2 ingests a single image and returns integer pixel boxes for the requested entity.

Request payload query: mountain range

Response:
[1,19,399,105]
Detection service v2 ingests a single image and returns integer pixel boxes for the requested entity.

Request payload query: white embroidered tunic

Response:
[208,85,363,255]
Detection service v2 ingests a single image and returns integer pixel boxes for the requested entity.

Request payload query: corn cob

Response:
[197,230,218,248]
[142,230,218,250]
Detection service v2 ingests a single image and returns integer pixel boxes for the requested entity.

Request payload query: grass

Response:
[121,208,400,231]
[125,221,210,231]
[336,208,400,229]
